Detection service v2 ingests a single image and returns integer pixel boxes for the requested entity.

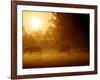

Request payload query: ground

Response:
[23,49,89,68]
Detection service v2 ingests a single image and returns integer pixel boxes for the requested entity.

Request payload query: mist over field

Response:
[23,48,89,68]
[22,11,89,68]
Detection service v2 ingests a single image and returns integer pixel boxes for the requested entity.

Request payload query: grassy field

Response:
[23,49,89,68]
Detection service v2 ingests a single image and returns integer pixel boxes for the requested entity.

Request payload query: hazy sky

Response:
[22,11,89,49]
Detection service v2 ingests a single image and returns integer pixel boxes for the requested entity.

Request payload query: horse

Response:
[23,47,42,54]
[59,45,70,54]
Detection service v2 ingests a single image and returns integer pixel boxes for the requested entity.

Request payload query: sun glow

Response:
[23,11,56,35]
[30,17,42,30]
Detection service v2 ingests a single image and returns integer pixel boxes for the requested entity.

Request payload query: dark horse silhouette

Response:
[59,45,70,54]
[23,47,42,54]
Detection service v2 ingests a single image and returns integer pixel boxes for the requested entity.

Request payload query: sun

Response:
[30,17,42,30]
[23,12,56,34]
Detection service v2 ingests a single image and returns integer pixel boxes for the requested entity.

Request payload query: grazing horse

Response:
[59,45,70,54]
[23,47,42,54]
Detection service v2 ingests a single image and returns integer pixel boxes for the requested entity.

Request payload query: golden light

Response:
[30,17,42,30]
[23,11,56,35]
